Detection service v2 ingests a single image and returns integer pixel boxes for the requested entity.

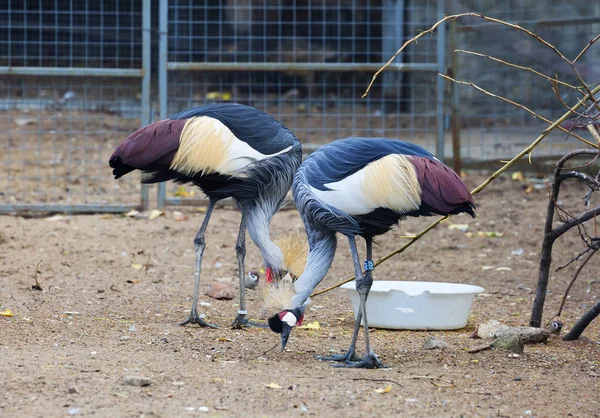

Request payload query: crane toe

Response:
[230,314,268,329]
[178,311,219,329]
[332,352,388,369]
[316,351,362,363]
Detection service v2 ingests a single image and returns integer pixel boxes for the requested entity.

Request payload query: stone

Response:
[477,320,550,344]
[491,334,524,354]
[422,335,450,350]
[206,282,235,300]
[123,376,152,387]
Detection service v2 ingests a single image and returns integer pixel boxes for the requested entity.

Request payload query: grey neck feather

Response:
[292,228,337,307]
[246,202,285,269]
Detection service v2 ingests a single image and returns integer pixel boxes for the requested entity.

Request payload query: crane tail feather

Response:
[411,156,475,217]
[109,119,185,178]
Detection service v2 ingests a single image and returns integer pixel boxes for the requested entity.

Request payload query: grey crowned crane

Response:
[266,137,475,368]
[109,103,302,328]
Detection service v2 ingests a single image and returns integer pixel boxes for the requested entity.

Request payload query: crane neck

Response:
[292,228,337,307]
[246,204,285,269]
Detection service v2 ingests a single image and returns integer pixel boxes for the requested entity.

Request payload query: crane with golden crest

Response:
[266,137,475,368]
[109,103,302,328]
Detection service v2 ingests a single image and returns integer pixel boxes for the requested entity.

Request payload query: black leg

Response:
[332,236,386,369]
[231,210,267,329]
[179,199,218,328]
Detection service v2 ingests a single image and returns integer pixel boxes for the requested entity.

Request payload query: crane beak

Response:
[280,323,293,351]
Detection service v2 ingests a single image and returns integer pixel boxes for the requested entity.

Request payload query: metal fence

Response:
[0,0,151,213]
[156,0,445,207]
[1,0,598,213]
[450,0,600,168]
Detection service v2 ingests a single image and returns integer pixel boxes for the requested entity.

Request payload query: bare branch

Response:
[364,12,597,103]
[440,73,599,150]
[555,245,599,318]
[573,33,600,64]
[457,50,579,91]
[563,299,600,340]
[587,124,600,146]
[551,81,591,118]
[555,246,592,272]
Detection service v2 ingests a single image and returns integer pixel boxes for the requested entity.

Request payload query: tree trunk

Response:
[530,234,555,327]
[563,299,600,340]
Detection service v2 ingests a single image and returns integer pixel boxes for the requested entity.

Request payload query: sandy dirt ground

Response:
[1,174,599,418]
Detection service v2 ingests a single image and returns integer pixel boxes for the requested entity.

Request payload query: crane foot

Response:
[231,314,268,329]
[316,351,362,363]
[332,352,388,369]
[178,311,219,328]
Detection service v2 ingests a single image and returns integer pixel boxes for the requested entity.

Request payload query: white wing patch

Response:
[170,116,291,176]
[308,154,422,215]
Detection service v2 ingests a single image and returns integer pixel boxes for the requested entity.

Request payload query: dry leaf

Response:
[173,211,189,222]
[511,172,524,181]
[131,264,143,270]
[148,209,164,221]
[374,384,392,394]
[496,267,512,271]
[173,186,191,197]
[477,231,504,238]
[0,309,14,317]
[45,214,65,222]
[217,337,233,342]
[448,223,469,232]
[265,383,282,389]
[524,185,534,194]
[298,321,320,330]
[101,214,114,219]
[207,91,232,101]
[125,210,139,218]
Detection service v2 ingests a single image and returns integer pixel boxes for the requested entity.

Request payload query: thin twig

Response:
[551,81,592,118]
[587,124,600,145]
[457,49,578,91]
[573,33,600,64]
[257,343,279,358]
[312,85,600,298]
[350,378,403,387]
[555,245,599,318]
[440,73,598,149]
[363,12,594,101]
[33,260,43,291]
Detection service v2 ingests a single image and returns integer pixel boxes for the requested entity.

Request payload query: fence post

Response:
[157,0,169,209]
[382,0,404,102]
[140,0,152,211]
[435,0,446,162]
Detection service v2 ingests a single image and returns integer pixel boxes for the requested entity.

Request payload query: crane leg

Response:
[178,199,218,328]
[316,237,369,363]
[332,236,386,369]
[231,210,266,329]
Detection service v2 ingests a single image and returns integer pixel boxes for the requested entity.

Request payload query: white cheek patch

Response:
[281,312,297,327]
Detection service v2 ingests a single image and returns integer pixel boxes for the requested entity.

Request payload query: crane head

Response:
[265,267,294,284]
[268,307,304,350]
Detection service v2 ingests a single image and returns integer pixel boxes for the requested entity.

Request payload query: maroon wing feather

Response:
[109,119,187,178]
[411,156,475,217]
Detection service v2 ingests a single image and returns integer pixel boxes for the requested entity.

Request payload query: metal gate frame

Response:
[156,0,447,208]
[0,0,152,214]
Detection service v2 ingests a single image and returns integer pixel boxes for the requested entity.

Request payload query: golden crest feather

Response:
[261,230,309,315]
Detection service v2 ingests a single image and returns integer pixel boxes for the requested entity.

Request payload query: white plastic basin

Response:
[340,281,485,330]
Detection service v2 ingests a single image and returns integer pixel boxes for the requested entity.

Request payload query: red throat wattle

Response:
[266,267,274,284]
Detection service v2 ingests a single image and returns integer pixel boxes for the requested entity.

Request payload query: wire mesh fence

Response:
[450,0,600,167]
[1,0,598,212]
[0,0,151,213]
[158,0,444,206]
